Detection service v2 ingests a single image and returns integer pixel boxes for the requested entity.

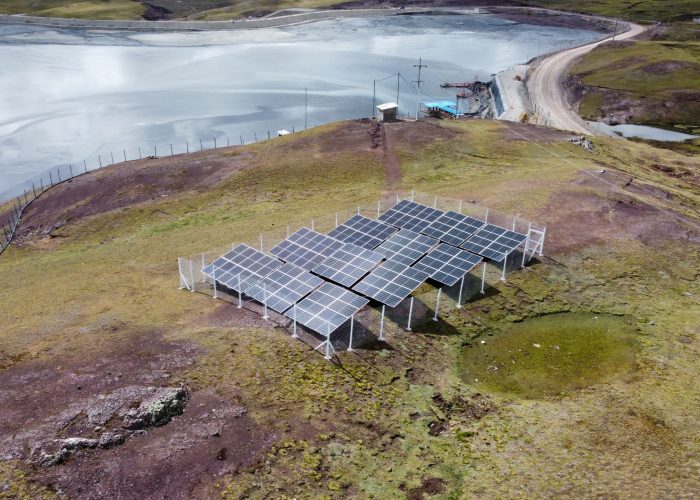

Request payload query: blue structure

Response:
[421,101,459,117]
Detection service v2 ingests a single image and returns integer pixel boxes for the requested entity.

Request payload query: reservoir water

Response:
[0,14,602,197]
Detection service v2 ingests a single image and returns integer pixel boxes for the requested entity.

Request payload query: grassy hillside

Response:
[524,0,700,22]
[0,119,698,497]
[0,0,144,19]
[569,28,700,137]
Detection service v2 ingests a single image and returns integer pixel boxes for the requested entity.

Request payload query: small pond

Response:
[589,121,698,142]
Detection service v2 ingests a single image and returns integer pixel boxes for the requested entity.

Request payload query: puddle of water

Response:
[460,313,637,399]
[589,121,698,142]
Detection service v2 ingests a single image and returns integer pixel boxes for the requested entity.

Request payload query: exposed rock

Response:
[569,135,593,150]
[121,387,188,430]
[98,432,125,449]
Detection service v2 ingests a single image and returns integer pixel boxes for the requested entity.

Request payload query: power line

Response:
[412,58,428,120]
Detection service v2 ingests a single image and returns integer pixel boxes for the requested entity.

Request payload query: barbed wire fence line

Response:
[0,127,308,257]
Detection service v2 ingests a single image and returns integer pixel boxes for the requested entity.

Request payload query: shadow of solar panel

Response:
[313,243,384,287]
[210,244,282,292]
[378,200,445,233]
[284,282,369,335]
[269,228,344,270]
[374,229,438,266]
[352,260,430,307]
[244,262,324,313]
[327,215,397,250]
[421,211,486,246]
[461,224,527,263]
[413,243,483,286]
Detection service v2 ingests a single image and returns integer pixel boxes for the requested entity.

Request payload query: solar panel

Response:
[461,224,527,263]
[413,243,483,286]
[421,210,486,246]
[313,242,384,287]
[378,200,445,232]
[327,215,397,250]
[374,229,438,266]
[284,282,369,335]
[269,227,344,270]
[244,262,324,313]
[215,244,283,292]
[352,260,430,307]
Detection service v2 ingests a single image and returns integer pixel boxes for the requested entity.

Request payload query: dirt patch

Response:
[379,122,402,190]
[139,1,172,21]
[543,172,699,253]
[0,329,275,498]
[385,119,458,151]
[405,477,446,499]
[14,148,251,243]
[643,60,699,75]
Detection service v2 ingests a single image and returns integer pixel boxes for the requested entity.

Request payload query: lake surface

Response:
[0,15,602,197]
[590,121,698,142]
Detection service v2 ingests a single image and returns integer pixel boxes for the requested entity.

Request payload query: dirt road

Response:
[527,21,647,135]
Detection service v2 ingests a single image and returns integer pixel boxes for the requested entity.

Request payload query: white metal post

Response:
[405,296,414,331]
[485,208,489,224]
[512,216,517,231]
[287,225,290,238]
[262,281,269,320]
[335,213,338,228]
[501,253,508,281]
[379,304,386,341]
[189,260,195,292]
[539,226,546,256]
[522,222,532,267]
[457,274,465,309]
[396,193,400,203]
[201,253,206,282]
[325,322,332,360]
[292,303,298,338]
[433,195,437,209]
[178,258,184,289]
[411,189,415,202]
[259,233,263,252]
[212,265,218,299]
[458,200,462,214]
[433,288,442,321]
[357,206,360,215]
[348,315,354,352]
[237,274,243,308]
[311,219,315,231]
[377,200,380,218]
[480,262,486,294]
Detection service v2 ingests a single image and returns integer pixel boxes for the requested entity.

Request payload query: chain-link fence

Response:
[177,191,546,358]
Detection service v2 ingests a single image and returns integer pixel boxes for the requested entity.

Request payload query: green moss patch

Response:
[460,313,638,399]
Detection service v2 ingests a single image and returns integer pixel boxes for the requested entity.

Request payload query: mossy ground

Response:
[0,119,699,497]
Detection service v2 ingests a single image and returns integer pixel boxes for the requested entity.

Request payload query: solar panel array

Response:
[203,244,282,292]
[414,243,483,286]
[461,224,527,263]
[313,243,384,287]
[352,260,431,308]
[421,211,485,246]
[378,200,444,233]
[374,229,439,266]
[269,228,343,270]
[284,282,369,335]
[244,262,324,314]
[327,215,397,250]
[200,198,532,341]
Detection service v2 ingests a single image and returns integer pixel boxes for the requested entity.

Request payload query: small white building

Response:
[376,102,398,122]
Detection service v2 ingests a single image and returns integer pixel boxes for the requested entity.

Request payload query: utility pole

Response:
[372,79,376,118]
[413,58,427,120]
[304,86,308,130]
[396,72,400,110]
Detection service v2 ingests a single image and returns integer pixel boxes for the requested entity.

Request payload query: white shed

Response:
[376,102,398,122]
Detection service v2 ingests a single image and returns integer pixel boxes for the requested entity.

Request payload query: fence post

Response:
[170,144,173,156]
[98,155,102,168]
[69,164,73,177]
[200,139,203,151]
[254,133,257,142]
[32,183,36,197]
[154,145,157,157]
[84,160,87,173]
[111,152,114,165]
[227,136,230,147]
[23,190,28,205]
[49,172,53,186]
[57,169,61,182]
[138,147,142,160]
[186,141,189,153]
[40,178,44,191]
[214,137,217,148]
[124,149,127,162]
[267,130,270,140]
[240,135,243,146]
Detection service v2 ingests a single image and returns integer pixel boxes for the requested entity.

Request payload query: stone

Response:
[121,387,188,430]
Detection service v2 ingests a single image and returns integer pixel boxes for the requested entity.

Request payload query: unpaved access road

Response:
[527,21,647,135]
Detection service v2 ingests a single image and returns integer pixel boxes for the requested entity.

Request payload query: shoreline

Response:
[0,6,616,33]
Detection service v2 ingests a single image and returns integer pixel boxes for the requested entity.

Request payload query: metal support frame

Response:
[212,265,218,299]
[314,322,335,360]
[311,219,315,231]
[237,274,243,308]
[292,304,298,338]
[378,304,386,341]
[405,296,414,331]
[259,233,264,252]
[189,260,195,292]
[348,315,355,352]
[262,281,269,320]
[457,274,465,309]
[377,200,381,218]
[501,252,509,282]
[335,213,339,228]
[480,262,486,294]
[458,200,462,214]
[433,288,442,321]
[201,253,206,282]
[433,195,437,209]
[411,190,415,202]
